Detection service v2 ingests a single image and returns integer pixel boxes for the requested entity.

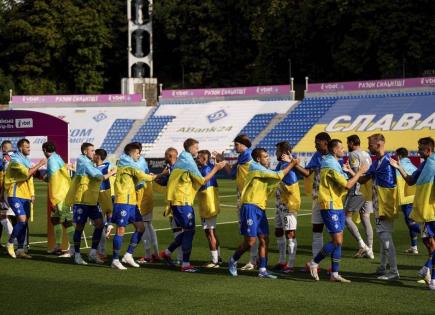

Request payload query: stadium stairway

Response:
[100,119,135,154]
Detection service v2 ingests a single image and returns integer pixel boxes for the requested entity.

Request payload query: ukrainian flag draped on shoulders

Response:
[167,151,205,206]
[135,156,154,215]
[115,154,153,206]
[396,157,417,205]
[231,148,253,193]
[410,153,435,223]
[65,155,103,206]
[369,153,399,219]
[97,161,115,214]
[241,161,284,210]
[47,152,70,207]
[318,154,348,210]
[276,161,301,212]
[5,151,34,200]
[197,162,220,218]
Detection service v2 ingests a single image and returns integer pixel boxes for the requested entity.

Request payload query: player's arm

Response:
[280,155,299,177]
[153,167,170,181]
[203,161,227,184]
[343,164,368,189]
[134,168,156,182]
[212,151,232,175]
[389,158,417,186]
[28,159,46,178]
[84,162,104,180]
[293,164,313,177]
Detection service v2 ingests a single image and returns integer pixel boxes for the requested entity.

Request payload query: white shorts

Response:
[311,200,323,224]
[275,209,297,231]
[142,212,153,222]
[201,216,217,230]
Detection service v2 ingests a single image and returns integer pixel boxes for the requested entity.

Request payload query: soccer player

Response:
[360,134,400,280]
[273,141,301,273]
[308,139,367,283]
[93,148,115,259]
[42,141,75,256]
[67,142,115,265]
[215,135,256,270]
[390,137,435,289]
[196,149,222,268]
[0,140,14,244]
[344,135,374,259]
[4,138,45,258]
[154,147,182,264]
[294,132,331,260]
[394,147,420,254]
[228,148,298,279]
[160,138,226,272]
[110,142,156,270]
[136,152,160,264]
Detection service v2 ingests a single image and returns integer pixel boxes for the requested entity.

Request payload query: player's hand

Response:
[31,195,35,203]
[281,154,291,162]
[342,162,352,173]
[37,158,46,168]
[212,151,225,162]
[105,225,113,239]
[67,163,76,172]
[389,157,400,169]
[359,162,369,174]
[109,169,116,176]
[215,160,228,170]
[160,168,170,176]
[151,174,157,180]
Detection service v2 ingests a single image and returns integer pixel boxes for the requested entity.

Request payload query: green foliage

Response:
[0,0,434,102]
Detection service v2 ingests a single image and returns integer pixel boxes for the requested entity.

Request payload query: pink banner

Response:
[11,94,143,104]
[308,76,435,93]
[161,85,289,99]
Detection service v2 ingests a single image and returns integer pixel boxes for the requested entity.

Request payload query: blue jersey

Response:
[367,153,396,188]
[199,163,218,191]
[97,162,111,191]
[275,161,300,185]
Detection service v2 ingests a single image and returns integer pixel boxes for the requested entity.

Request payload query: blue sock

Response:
[314,241,336,264]
[127,230,144,254]
[91,227,103,250]
[432,251,435,280]
[168,232,184,252]
[73,229,82,253]
[425,257,433,269]
[409,223,420,247]
[10,221,26,246]
[17,222,27,249]
[113,235,123,260]
[181,230,195,263]
[259,256,267,269]
[331,245,342,272]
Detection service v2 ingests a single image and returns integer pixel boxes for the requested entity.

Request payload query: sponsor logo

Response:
[247,219,254,226]
[77,208,83,214]
[207,110,228,123]
[176,126,233,133]
[15,118,33,128]
[331,214,338,222]
[93,113,107,122]
[14,202,20,209]
[121,210,127,217]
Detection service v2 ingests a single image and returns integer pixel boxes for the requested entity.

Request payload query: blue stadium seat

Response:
[101,119,135,154]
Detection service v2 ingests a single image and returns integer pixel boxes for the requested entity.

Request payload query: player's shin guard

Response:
[73,230,82,253]
[431,251,435,283]
[346,216,364,245]
[168,231,184,253]
[91,227,103,250]
[249,239,258,264]
[1,218,13,238]
[17,222,28,249]
[113,234,123,259]
[181,229,195,263]
[259,256,268,272]
[425,257,433,269]
[98,226,106,253]
[277,236,286,264]
[9,221,26,246]
[314,242,336,265]
[331,245,342,273]
[312,232,323,258]
[409,223,420,247]
[380,231,398,273]
[361,213,373,249]
[54,224,62,247]
[127,230,144,255]
[288,238,297,268]
[142,229,152,257]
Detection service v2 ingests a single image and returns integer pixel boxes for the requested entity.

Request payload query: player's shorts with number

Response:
[111,203,142,227]
[239,203,269,237]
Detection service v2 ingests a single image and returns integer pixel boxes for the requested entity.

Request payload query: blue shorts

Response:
[423,221,435,238]
[111,203,142,227]
[401,204,413,218]
[171,205,195,229]
[321,209,345,234]
[239,204,269,237]
[73,204,103,225]
[8,197,31,217]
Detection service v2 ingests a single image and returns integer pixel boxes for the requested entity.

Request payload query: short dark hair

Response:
[42,141,56,153]
[95,148,108,161]
[418,137,434,150]
[81,142,94,154]
[17,138,30,149]
[233,134,252,148]
[328,139,342,153]
[347,134,360,146]
[315,132,331,142]
[395,147,408,158]
[124,142,141,155]
[1,140,12,148]
[251,148,267,161]
[276,141,292,153]
[198,150,211,160]
[132,142,143,151]
[183,138,199,151]
[165,147,178,155]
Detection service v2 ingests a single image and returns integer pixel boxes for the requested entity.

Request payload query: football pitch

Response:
[0,180,433,314]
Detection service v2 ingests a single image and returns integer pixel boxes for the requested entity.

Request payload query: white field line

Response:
[28,212,312,245]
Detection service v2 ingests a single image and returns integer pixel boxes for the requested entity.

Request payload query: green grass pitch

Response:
[0,179,433,314]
